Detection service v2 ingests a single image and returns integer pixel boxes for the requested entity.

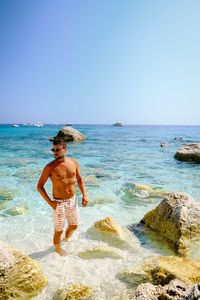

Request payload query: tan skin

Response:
[37,143,88,256]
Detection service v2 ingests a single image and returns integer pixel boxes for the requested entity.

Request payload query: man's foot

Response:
[63,237,70,242]
[55,247,68,256]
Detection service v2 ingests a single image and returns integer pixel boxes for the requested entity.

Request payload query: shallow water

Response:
[0,124,200,299]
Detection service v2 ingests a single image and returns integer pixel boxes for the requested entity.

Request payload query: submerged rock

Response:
[53,284,95,300]
[0,188,16,203]
[0,241,47,300]
[83,175,98,183]
[87,216,140,249]
[86,195,115,207]
[50,127,85,142]
[135,183,172,197]
[140,193,200,256]
[3,204,29,216]
[174,142,200,163]
[79,245,124,259]
[117,255,200,286]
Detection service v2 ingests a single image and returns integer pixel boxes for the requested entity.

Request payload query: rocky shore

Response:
[1,189,200,299]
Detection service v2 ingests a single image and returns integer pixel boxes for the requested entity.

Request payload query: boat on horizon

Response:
[34,122,43,127]
[11,124,20,127]
[65,123,72,126]
[113,122,123,127]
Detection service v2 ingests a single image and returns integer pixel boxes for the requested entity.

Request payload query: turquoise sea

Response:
[1,124,200,299]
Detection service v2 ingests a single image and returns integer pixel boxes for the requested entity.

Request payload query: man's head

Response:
[51,140,67,160]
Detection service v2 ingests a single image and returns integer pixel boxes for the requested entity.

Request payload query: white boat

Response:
[11,124,20,127]
[113,122,123,127]
[34,122,43,127]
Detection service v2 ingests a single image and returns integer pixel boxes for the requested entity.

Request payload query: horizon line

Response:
[1,123,200,126]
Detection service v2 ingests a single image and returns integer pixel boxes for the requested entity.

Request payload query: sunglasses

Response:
[51,148,63,152]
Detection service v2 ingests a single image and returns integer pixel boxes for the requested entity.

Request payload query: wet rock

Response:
[188,282,200,299]
[135,282,162,300]
[174,143,200,163]
[0,241,47,299]
[3,204,29,216]
[87,216,140,249]
[87,195,115,207]
[50,127,85,142]
[0,188,16,202]
[135,279,200,300]
[83,175,98,183]
[53,284,95,300]
[135,279,191,300]
[117,256,200,286]
[140,193,200,255]
[79,245,124,259]
[135,183,172,197]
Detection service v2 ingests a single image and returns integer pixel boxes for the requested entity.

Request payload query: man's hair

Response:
[52,140,66,148]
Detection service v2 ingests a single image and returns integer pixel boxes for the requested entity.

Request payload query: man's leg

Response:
[64,225,78,241]
[53,203,68,256]
[53,230,68,256]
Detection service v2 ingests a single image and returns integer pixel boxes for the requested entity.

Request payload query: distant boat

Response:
[22,122,34,126]
[11,124,20,127]
[34,122,43,127]
[65,123,72,126]
[113,122,123,127]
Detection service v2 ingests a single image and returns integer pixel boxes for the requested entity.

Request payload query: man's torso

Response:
[48,157,77,199]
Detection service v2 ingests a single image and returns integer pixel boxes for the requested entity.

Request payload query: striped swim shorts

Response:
[53,195,80,232]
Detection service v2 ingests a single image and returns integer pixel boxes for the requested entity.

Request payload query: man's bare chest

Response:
[51,164,76,180]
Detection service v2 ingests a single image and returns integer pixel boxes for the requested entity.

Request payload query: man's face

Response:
[51,144,66,160]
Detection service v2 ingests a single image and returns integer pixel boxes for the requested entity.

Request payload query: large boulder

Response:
[87,216,140,249]
[117,255,200,286]
[50,127,85,142]
[140,193,200,255]
[78,245,124,259]
[0,241,47,299]
[135,279,200,300]
[53,284,95,300]
[174,143,200,163]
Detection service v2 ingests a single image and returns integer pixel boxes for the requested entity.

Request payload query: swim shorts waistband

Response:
[53,195,76,203]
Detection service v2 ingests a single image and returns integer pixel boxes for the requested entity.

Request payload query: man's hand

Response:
[82,195,88,207]
[51,201,57,210]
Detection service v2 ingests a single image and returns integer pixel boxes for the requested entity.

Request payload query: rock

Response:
[83,175,98,183]
[135,183,172,197]
[53,284,95,300]
[78,245,124,259]
[3,205,29,216]
[50,127,85,142]
[188,282,200,299]
[135,279,193,300]
[0,188,16,202]
[86,195,115,207]
[140,193,200,255]
[117,255,200,286]
[87,216,140,249]
[0,241,47,300]
[174,143,200,163]
[135,282,162,300]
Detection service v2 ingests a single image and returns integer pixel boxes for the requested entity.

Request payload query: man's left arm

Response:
[74,159,88,207]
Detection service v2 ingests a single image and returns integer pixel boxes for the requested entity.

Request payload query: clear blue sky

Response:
[1,0,200,124]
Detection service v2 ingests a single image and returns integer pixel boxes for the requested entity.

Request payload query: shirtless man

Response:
[37,140,88,256]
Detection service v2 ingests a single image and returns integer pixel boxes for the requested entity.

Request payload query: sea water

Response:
[0,124,200,299]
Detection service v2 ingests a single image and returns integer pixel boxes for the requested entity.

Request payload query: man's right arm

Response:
[37,165,56,210]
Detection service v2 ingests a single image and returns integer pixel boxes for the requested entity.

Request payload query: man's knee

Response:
[69,225,78,231]
[54,230,63,236]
